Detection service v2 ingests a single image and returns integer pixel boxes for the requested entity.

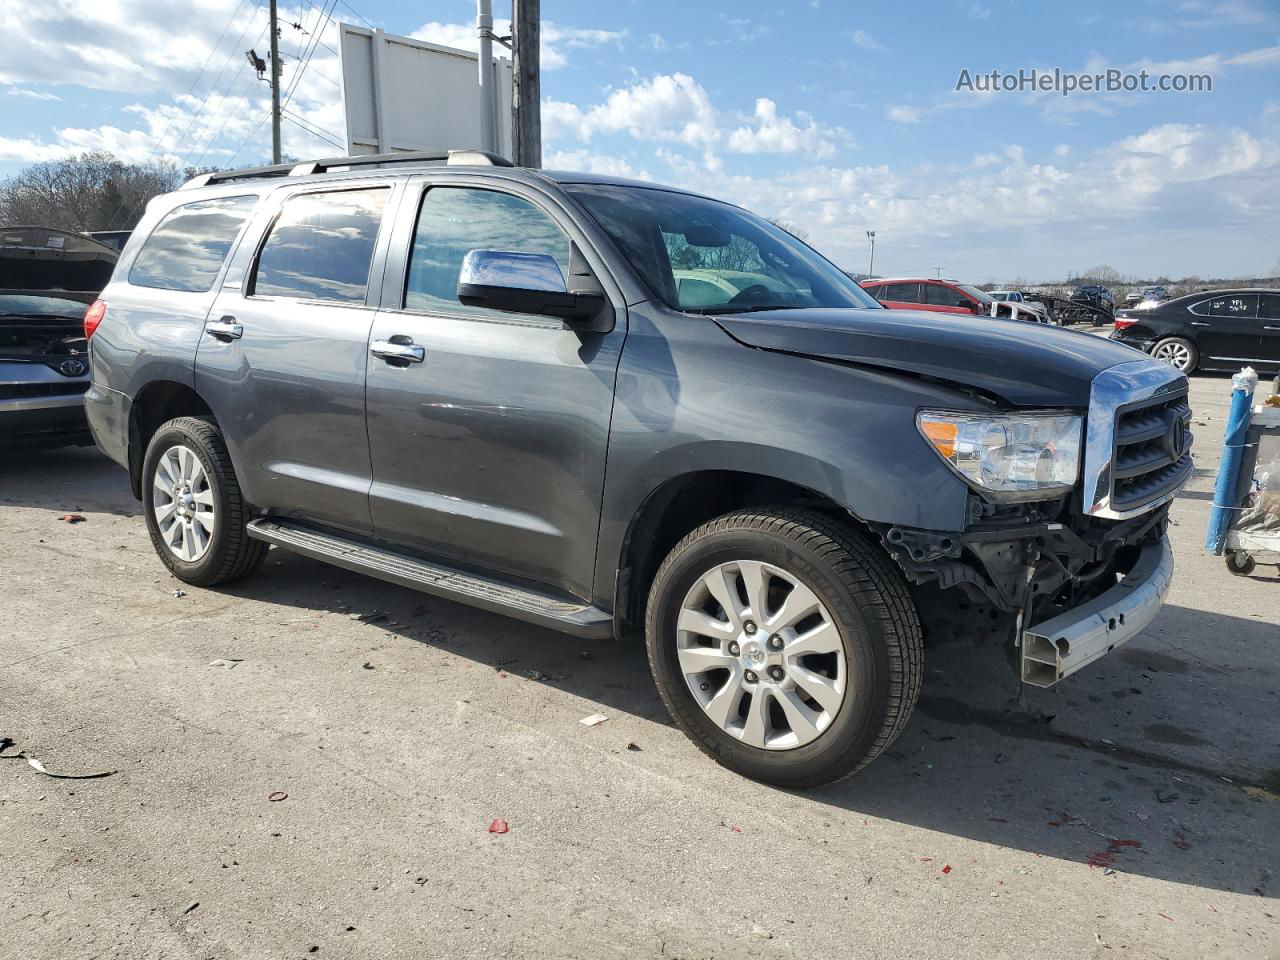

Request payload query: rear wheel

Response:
[1151,336,1198,373]
[645,508,922,787]
[142,416,266,586]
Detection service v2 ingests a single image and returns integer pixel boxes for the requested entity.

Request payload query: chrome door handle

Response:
[1265,325,1280,331]
[370,339,425,363]
[1189,321,1210,327]
[206,318,244,341]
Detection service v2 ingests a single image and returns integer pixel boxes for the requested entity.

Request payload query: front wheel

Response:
[1151,336,1198,373]
[142,416,267,586]
[644,508,923,788]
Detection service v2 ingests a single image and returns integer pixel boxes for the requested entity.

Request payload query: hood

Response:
[714,307,1146,406]
[0,226,118,293]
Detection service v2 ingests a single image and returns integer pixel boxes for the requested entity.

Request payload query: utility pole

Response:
[934,266,944,279]
[269,0,282,163]
[476,0,496,153]
[512,0,540,167]
[865,230,876,278]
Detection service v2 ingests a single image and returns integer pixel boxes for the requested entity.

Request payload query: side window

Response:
[129,195,256,292]
[252,187,389,303]
[925,283,966,307]
[883,282,919,302]
[1261,293,1280,320]
[865,284,888,302]
[1208,294,1259,319]
[404,187,571,315]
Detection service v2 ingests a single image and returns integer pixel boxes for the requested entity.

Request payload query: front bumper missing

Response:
[1021,538,1173,688]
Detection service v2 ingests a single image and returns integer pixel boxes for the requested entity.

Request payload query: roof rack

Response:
[180,149,514,190]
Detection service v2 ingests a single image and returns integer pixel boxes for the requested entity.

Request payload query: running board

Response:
[246,519,613,639]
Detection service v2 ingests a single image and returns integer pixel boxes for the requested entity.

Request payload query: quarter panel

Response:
[592,305,978,607]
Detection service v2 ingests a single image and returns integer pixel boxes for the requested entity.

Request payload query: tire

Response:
[1225,552,1256,577]
[1151,336,1198,374]
[141,416,267,587]
[644,508,923,788]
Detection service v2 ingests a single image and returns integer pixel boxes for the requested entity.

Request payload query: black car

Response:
[1111,288,1280,374]
[1070,284,1116,326]
[1,226,117,447]
[85,149,1190,786]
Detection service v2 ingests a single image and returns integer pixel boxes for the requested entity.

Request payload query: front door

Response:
[364,181,625,600]
[196,182,397,535]
[1195,293,1263,364]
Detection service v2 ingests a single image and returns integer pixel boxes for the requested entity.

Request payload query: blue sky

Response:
[1,0,1277,282]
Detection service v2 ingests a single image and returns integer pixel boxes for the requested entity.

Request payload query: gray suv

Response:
[85,150,1192,786]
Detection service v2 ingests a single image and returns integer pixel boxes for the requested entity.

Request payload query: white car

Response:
[988,290,1052,324]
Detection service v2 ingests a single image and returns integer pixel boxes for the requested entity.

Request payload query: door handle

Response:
[206,317,244,341]
[1189,321,1210,327]
[1265,326,1280,331]
[371,338,425,364]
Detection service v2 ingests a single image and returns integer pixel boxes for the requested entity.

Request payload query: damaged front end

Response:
[878,360,1192,687]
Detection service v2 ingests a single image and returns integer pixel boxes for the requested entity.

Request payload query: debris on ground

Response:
[208,659,242,669]
[941,864,952,874]
[488,818,509,834]
[626,742,642,752]
[362,662,375,670]
[0,737,116,780]
[579,713,608,727]
[750,924,773,940]
[182,901,199,915]
[350,612,387,623]
[525,669,549,681]
[172,589,187,598]
[59,514,85,523]
[267,791,288,802]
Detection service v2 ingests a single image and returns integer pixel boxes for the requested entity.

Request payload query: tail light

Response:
[83,299,107,339]
[1114,316,1138,331]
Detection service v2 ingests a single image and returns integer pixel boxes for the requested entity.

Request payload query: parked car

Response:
[1123,286,1169,308]
[1068,284,1116,326]
[85,150,1192,787]
[1112,288,1280,373]
[861,278,1045,323]
[988,290,1052,324]
[1,226,117,447]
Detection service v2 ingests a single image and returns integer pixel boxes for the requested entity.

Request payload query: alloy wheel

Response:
[152,444,217,562]
[676,560,846,750]
[1152,340,1192,372]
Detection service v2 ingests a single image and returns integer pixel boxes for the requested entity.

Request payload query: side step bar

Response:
[246,519,614,639]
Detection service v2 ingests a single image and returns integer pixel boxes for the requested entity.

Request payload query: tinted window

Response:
[1260,293,1280,320]
[129,196,256,292]
[883,282,919,302]
[926,283,969,307]
[1208,294,1258,319]
[405,187,570,315]
[253,188,389,303]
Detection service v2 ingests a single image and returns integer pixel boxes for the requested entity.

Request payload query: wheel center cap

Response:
[742,641,766,666]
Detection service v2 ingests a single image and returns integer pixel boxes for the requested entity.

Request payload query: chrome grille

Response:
[1081,361,1193,520]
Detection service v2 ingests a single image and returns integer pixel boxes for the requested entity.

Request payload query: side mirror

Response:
[457,249,605,323]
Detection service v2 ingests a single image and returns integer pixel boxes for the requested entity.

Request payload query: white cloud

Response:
[850,30,883,51]
[5,87,61,102]
[544,74,718,147]
[886,105,923,124]
[543,149,651,180]
[727,99,845,158]
[1054,144,1071,157]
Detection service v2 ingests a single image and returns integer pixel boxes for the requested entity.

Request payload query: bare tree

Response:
[766,217,809,243]
[0,152,195,232]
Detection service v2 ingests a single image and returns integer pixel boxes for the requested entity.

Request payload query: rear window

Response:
[129,196,257,293]
[252,188,389,304]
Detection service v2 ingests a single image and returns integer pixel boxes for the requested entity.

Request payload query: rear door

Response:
[876,282,922,310]
[196,180,399,536]
[363,177,626,599]
[923,281,977,314]
[1258,293,1280,366]
[1195,293,1263,364]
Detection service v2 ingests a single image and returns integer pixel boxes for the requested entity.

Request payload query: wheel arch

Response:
[611,467,869,642]
[127,380,214,499]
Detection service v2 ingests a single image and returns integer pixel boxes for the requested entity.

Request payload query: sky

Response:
[0,0,1277,284]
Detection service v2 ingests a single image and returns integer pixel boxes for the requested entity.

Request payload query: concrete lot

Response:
[2,371,1277,960]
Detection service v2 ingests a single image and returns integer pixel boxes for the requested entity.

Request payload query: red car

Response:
[861,277,995,315]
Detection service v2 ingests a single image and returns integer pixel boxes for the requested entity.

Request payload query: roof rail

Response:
[180,149,514,190]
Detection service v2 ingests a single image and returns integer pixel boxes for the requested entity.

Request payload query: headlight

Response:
[917,411,1082,498]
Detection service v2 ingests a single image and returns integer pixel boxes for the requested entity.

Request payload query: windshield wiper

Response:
[684,304,808,316]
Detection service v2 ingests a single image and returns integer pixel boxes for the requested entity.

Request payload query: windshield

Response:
[567,184,880,313]
[0,293,89,319]
[956,283,993,305]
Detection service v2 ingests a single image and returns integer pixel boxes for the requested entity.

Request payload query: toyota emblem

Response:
[58,358,87,377]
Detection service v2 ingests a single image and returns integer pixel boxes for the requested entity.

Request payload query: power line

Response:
[282,111,344,150]
[186,53,268,171]
[281,0,339,114]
